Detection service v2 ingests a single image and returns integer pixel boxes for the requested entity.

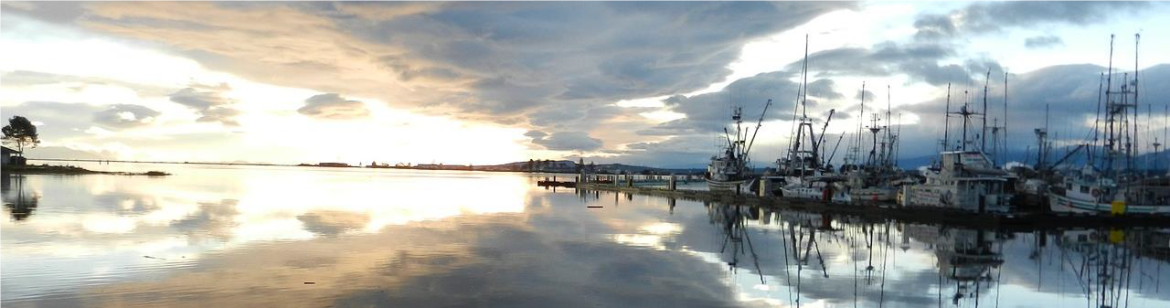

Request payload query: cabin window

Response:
[1079,185,1089,194]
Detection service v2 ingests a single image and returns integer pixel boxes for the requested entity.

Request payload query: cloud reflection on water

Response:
[3,165,1169,308]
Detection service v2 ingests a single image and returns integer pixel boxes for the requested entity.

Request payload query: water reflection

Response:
[682,201,1170,308]
[2,173,40,221]
[1,165,1167,308]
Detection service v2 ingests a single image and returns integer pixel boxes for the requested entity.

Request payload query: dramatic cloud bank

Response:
[2,1,1167,167]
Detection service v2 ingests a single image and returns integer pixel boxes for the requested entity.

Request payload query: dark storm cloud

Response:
[807,79,843,100]
[530,131,603,151]
[298,93,370,119]
[92,104,160,129]
[1024,35,1064,49]
[794,42,985,86]
[651,71,803,135]
[608,135,722,168]
[48,1,852,133]
[168,86,240,126]
[913,1,1152,40]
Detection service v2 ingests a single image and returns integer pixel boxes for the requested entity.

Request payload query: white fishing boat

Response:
[767,35,844,200]
[1050,171,1170,214]
[1047,35,1170,215]
[902,151,1013,213]
[901,77,1014,213]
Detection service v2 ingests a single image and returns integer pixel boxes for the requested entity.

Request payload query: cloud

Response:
[168,86,240,126]
[652,71,802,135]
[92,104,160,129]
[2,101,102,138]
[530,131,603,151]
[298,93,370,119]
[0,1,86,24]
[171,199,239,242]
[1024,35,1064,49]
[38,2,851,133]
[298,211,370,237]
[793,42,992,86]
[912,1,1151,40]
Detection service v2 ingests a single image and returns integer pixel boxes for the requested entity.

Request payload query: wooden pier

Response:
[569,181,1170,230]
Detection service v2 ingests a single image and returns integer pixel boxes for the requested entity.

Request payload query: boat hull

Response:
[849,188,896,203]
[707,179,747,192]
[1048,193,1170,215]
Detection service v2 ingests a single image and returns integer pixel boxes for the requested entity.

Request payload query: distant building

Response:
[1,146,24,166]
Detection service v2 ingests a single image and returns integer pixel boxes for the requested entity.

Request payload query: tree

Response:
[2,116,39,156]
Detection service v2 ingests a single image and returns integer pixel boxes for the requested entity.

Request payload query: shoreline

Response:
[1,164,170,176]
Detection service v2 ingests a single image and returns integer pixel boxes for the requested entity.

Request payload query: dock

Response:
[562,181,1170,230]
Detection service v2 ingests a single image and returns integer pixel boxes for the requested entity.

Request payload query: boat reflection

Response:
[690,200,1169,307]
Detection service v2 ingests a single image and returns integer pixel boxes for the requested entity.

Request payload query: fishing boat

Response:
[706,100,771,192]
[901,75,1014,213]
[764,35,845,200]
[902,150,1013,213]
[838,84,906,204]
[1048,35,1170,215]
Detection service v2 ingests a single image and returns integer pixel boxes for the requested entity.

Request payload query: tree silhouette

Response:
[2,116,39,156]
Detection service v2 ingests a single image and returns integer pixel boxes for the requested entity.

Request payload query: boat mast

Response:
[982,70,990,152]
[857,82,866,165]
[1133,33,1141,174]
[961,90,969,151]
[943,83,951,152]
[1104,34,1116,175]
[744,99,773,161]
[1092,73,1104,166]
[885,84,892,167]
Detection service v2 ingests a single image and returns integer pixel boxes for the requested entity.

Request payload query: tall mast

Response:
[1003,72,1008,165]
[981,70,990,153]
[1134,33,1141,173]
[886,84,892,166]
[1105,34,1116,174]
[943,83,952,151]
[962,90,969,151]
[858,82,866,165]
[1092,73,1104,165]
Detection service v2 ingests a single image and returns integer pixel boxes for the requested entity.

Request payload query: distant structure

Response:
[1,146,23,166]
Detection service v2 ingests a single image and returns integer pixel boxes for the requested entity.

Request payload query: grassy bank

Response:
[1,164,170,176]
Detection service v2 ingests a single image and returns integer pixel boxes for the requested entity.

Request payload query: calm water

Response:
[3,163,1169,308]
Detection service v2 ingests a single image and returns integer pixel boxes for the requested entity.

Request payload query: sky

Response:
[2,1,1169,168]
